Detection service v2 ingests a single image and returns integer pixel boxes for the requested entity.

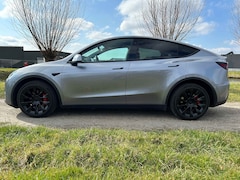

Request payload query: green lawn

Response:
[0,68,15,81]
[229,82,240,102]
[0,81,4,98]
[229,71,240,79]
[0,126,239,179]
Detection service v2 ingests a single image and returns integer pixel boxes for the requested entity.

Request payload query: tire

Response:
[170,83,210,120]
[17,81,57,117]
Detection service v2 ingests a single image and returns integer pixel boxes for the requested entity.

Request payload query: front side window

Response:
[81,39,132,62]
[97,48,128,62]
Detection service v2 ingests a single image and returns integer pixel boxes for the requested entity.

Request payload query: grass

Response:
[0,68,15,81]
[0,126,239,179]
[228,82,240,102]
[0,81,4,98]
[228,71,240,79]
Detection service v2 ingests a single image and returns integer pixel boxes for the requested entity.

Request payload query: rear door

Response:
[126,38,198,105]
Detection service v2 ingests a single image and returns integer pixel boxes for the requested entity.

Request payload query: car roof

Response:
[73,36,217,57]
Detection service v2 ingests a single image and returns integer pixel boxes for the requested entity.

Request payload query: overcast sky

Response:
[0,0,238,55]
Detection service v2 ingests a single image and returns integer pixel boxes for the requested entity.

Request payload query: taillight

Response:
[216,62,228,70]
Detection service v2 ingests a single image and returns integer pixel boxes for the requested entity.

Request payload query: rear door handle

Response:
[112,67,124,70]
[168,65,179,67]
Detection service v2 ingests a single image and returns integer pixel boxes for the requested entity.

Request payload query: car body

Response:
[5,36,229,120]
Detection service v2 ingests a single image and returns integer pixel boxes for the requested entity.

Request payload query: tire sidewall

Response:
[17,81,57,117]
[170,83,210,120]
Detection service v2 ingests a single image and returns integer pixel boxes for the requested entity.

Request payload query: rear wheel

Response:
[17,81,57,117]
[170,83,210,120]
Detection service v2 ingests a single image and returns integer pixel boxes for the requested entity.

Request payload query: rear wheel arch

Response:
[166,78,217,107]
[11,76,62,108]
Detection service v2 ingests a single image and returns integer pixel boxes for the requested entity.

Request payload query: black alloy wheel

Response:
[17,81,57,117]
[170,83,210,120]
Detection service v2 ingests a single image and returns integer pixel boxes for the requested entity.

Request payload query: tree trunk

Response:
[41,50,58,62]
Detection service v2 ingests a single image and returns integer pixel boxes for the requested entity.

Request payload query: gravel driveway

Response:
[1,99,239,131]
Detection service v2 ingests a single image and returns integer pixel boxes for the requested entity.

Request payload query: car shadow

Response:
[16,105,240,131]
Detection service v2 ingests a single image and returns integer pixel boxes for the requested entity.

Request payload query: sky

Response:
[0,0,238,55]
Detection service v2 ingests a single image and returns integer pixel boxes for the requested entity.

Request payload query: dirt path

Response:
[0,99,239,131]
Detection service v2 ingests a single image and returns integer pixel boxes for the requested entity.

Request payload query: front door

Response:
[61,38,133,105]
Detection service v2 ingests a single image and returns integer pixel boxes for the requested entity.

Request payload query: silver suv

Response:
[5,36,229,120]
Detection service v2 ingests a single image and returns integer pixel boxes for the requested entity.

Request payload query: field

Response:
[0,68,240,179]
[229,82,240,102]
[0,68,15,81]
[228,71,240,79]
[0,126,239,179]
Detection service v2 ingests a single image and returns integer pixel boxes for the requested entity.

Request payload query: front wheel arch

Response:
[11,77,61,108]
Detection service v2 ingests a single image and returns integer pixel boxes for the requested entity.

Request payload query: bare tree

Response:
[233,0,240,45]
[11,0,83,61]
[141,0,204,41]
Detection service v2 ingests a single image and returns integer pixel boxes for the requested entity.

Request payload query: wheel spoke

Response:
[174,86,209,119]
[181,106,190,114]
[19,86,51,116]
[20,101,33,104]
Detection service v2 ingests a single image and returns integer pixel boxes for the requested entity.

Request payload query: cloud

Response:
[70,18,94,31]
[63,42,87,53]
[208,39,240,55]
[192,17,216,36]
[210,47,234,55]
[0,35,37,50]
[86,31,112,40]
[64,26,113,52]
[0,0,94,33]
[117,0,145,35]
[117,0,214,38]
[224,40,238,46]
[210,0,230,9]
[0,0,13,18]
[117,0,143,16]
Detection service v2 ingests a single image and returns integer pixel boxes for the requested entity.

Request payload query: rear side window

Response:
[132,38,199,60]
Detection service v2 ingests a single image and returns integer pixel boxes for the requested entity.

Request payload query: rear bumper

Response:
[212,82,229,107]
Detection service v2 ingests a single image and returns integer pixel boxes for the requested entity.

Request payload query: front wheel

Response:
[17,81,57,117]
[170,83,210,120]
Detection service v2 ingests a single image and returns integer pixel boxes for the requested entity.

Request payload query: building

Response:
[224,52,240,68]
[0,46,70,68]
[0,46,24,68]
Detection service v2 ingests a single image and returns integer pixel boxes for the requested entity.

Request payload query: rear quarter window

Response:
[158,41,200,58]
[178,44,199,57]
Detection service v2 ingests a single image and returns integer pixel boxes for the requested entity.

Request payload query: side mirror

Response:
[73,54,82,61]
[70,54,83,66]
